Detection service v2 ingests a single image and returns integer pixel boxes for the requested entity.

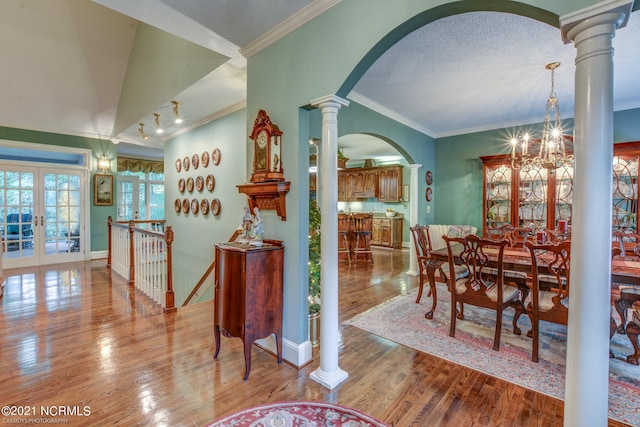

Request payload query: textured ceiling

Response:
[1,1,638,162]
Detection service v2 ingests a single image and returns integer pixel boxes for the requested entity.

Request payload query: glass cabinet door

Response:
[554,163,574,229]
[485,164,512,229]
[518,166,548,229]
[612,154,638,231]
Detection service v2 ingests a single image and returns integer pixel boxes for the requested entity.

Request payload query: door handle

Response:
[40,216,44,226]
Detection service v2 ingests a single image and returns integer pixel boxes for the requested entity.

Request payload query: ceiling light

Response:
[171,100,183,124]
[138,123,148,140]
[154,113,164,134]
[510,62,573,171]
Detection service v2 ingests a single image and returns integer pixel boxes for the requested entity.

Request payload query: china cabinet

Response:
[481,141,640,235]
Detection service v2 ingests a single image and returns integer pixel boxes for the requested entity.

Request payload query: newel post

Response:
[164,226,176,313]
[107,216,113,269]
[128,220,135,287]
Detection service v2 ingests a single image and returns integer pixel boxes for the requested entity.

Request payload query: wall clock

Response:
[249,110,283,183]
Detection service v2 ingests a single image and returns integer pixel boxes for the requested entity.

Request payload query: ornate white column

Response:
[560,1,632,425]
[309,94,349,389]
[406,164,422,276]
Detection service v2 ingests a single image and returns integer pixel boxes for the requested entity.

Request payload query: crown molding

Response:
[240,0,341,58]
[347,92,435,137]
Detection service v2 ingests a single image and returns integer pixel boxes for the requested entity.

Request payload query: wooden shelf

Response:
[237,181,290,221]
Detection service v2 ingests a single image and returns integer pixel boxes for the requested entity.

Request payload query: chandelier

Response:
[510,62,574,171]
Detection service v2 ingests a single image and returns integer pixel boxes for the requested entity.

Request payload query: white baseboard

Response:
[256,336,313,368]
[91,250,108,260]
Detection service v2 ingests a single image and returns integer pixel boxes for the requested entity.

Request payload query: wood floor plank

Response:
[0,252,633,427]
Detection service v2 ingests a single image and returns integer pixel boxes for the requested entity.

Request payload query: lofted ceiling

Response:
[1,1,639,162]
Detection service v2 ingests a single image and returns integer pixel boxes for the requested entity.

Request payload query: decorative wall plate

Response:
[191,198,199,214]
[174,198,181,213]
[186,177,194,193]
[196,175,204,192]
[200,199,209,215]
[183,156,190,172]
[425,187,433,201]
[201,150,210,168]
[182,198,190,213]
[175,159,182,173]
[206,174,215,192]
[178,178,185,193]
[192,153,199,169]
[211,198,221,216]
[426,170,433,185]
[212,148,221,166]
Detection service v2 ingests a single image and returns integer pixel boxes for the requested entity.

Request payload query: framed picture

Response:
[94,174,113,206]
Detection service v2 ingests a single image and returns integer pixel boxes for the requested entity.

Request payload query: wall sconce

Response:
[171,100,183,124]
[97,155,111,172]
[138,123,148,140]
[154,113,164,134]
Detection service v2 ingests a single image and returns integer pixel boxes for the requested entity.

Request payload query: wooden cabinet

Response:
[337,165,403,202]
[372,216,403,248]
[480,141,640,235]
[378,166,403,202]
[213,242,284,380]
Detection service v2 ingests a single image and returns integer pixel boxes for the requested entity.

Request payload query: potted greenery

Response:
[337,147,348,169]
[308,199,321,346]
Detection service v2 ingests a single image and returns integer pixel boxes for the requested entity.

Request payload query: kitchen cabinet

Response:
[371,215,403,248]
[378,166,403,202]
[213,242,284,380]
[480,141,640,235]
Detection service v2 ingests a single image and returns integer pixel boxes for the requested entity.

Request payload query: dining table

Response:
[423,243,640,320]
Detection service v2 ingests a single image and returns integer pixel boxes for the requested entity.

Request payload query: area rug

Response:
[204,401,389,427]
[344,283,640,426]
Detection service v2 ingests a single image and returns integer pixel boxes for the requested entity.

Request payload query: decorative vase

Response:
[308,312,320,347]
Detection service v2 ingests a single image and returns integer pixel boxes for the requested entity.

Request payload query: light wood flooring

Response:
[0,250,631,426]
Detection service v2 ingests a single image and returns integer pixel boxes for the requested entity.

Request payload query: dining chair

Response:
[443,234,524,351]
[524,240,571,362]
[625,309,640,365]
[410,224,467,304]
[338,213,352,263]
[351,213,373,265]
[611,242,640,334]
[484,225,530,302]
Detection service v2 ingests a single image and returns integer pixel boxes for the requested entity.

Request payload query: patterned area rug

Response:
[344,283,640,426]
[204,401,389,427]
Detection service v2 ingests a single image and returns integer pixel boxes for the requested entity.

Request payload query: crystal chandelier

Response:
[510,62,574,171]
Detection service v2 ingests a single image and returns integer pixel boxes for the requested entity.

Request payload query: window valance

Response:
[117,157,164,173]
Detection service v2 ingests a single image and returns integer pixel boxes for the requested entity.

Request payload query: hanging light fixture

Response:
[138,123,149,140]
[510,62,573,171]
[154,113,164,134]
[171,100,183,124]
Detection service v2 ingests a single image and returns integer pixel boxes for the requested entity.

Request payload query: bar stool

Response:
[337,213,352,263]
[351,213,373,265]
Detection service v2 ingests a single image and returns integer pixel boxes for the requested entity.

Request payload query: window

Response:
[118,171,164,220]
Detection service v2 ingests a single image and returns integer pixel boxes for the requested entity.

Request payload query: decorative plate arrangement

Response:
[212,148,221,166]
[195,175,204,192]
[425,187,433,201]
[200,199,210,215]
[192,153,199,170]
[182,198,190,214]
[186,177,194,193]
[211,198,221,216]
[206,174,215,192]
[175,159,182,173]
[201,150,210,168]
[426,170,433,185]
[178,178,185,193]
[174,198,181,213]
[191,198,199,214]
[182,156,190,172]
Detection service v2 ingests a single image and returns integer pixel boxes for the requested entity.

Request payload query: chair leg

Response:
[626,321,640,365]
[610,316,617,358]
[615,296,632,334]
[493,307,503,351]
[531,315,539,363]
[449,294,457,338]
[415,275,424,303]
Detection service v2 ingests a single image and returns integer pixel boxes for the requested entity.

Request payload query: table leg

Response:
[424,260,443,319]
[213,325,221,358]
[615,296,635,334]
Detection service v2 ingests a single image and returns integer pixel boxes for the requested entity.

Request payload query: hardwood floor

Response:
[0,251,631,426]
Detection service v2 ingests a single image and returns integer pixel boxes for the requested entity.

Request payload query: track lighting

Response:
[154,113,164,134]
[138,123,148,140]
[171,100,183,124]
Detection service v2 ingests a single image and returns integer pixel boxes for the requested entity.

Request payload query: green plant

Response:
[337,147,347,161]
[308,199,321,314]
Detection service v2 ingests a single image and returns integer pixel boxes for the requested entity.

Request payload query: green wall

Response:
[0,126,117,251]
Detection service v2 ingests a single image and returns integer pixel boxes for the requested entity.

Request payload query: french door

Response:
[117,175,140,221]
[0,164,87,268]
